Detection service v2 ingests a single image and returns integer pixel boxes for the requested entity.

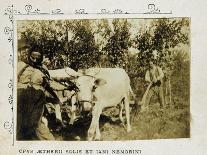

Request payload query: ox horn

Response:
[65,67,82,78]
[81,68,101,78]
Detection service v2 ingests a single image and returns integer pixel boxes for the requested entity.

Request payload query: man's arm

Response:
[17,61,29,81]
[157,67,164,81]
[145,70,151,82]
[52,76,69,82]
[43,77,60,104]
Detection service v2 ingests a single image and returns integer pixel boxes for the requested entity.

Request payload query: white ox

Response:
[49,67,135,141]
[75,68,135,140]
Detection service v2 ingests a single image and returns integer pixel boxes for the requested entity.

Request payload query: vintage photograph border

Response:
[3,3,172,146]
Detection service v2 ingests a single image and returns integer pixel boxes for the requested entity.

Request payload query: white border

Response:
[1,0,207,154]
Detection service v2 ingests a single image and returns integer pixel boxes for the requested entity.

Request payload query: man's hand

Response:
[153,78,157,83]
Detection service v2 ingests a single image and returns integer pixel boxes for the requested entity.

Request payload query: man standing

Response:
[17,45,60,140]
[144,58,165,108]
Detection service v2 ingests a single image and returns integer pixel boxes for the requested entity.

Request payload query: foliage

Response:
[18,18,190,101]
[103,19,132,67]
[20,20,99,70]
[66,20,99,70]
[134,18,190,76]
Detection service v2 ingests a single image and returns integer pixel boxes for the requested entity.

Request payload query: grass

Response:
[56,95,190,141]
[100,102,190,140]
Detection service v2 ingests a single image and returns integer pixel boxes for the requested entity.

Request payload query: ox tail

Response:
[128,85,141,123]
[125,72,141,122]
[129,85,135,100]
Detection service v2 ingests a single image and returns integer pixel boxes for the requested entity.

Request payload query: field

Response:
[50,62,190,141]
[100,104,190,140]
[51,62,190,141]
[52,100,190,141]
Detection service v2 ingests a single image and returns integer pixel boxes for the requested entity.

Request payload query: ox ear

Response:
[94,78,107,87]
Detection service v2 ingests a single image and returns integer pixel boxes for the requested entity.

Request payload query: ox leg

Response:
[69,95,77,125]
[55,104,62,122]
[119,101,124,124]
[88,105,102,141]
[124,98,132,132]
[95,120,101,140]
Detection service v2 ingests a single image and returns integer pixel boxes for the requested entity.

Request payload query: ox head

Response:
[75,73,107,112]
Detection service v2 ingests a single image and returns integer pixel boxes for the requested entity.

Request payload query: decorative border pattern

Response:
[4,5,15,146]
[4,4,172,16]
[3,3,172,146]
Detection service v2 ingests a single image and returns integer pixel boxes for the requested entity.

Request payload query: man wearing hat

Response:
[143,54,165,109]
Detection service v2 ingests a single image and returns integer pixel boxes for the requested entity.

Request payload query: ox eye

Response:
[92,85,97,92]
[76,84,80,89]
[75,87,80,92]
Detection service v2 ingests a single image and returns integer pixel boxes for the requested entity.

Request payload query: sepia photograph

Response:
[17,18,190,141]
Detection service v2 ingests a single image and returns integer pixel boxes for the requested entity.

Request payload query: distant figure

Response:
[17,45,60,140]
[144,58,165,108]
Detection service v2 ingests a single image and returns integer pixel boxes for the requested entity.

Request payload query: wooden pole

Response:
[140,82,152,106]
[165,79,168,105]
[169,77,172,105]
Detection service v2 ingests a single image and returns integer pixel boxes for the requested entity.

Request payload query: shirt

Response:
[145,65,164,83]
[18,61,46,91]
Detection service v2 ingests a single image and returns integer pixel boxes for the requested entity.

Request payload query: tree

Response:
[103,19,132,67]
[19,20,100,70]
[66,20,99,70]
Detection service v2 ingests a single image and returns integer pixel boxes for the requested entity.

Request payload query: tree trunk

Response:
[169,77,172,105]
[165,80,168,105]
